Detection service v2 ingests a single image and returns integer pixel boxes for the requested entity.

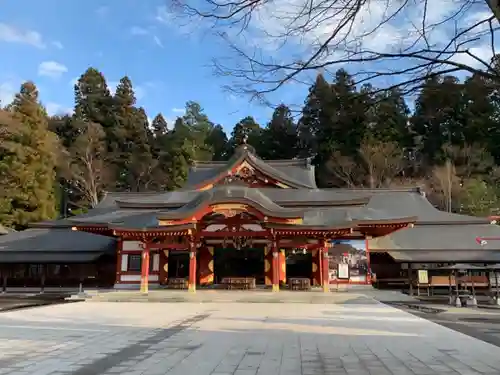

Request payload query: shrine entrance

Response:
[214,246,265,284]
[168,252,189,279]
[286,251,313,280]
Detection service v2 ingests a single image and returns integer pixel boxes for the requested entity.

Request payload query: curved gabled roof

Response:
[157,186,305,220]
[185,145,317,189]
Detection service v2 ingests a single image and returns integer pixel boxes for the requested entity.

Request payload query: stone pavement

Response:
[0,301,500,374]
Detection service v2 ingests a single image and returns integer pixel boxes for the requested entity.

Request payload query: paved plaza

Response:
[0,300,500,374]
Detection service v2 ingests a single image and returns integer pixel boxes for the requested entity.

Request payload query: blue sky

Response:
[0,0,494,135]
[0,0,308,134]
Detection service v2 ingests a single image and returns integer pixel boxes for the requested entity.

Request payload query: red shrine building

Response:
[2,143,500,292]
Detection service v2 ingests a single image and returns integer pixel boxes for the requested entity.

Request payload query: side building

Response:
[0,143,500,291]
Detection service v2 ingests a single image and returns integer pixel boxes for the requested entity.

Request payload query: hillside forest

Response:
[1,67,500,229]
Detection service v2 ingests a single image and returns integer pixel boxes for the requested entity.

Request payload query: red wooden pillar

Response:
[140,242,150,294]
[264,246,273,286]
[188,241,197,293]
[272,240,279,292]
[311,249,321,286]
[365,237,372,284]
[159,250,169,285]
[198,246,214,286]
[115,239,123,285]
[321,243,330,292]
[279,249,286,284]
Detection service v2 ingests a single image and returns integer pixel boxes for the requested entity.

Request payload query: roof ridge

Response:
[102,191,163,196]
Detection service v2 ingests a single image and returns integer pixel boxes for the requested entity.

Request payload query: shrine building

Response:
[1,143,500,292]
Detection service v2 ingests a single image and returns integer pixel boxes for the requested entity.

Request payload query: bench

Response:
[221,277,256,290]
[375,278,408,289]
[288,277,311,291]
[428,275,456,296]
[166,278,188,290]
[459,275,489,288]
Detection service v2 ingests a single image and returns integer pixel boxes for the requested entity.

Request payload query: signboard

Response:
[338,263,350,279]
[418,270,429,284]
[331,239,368,282]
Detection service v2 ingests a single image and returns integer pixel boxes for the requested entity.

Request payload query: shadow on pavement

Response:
[0,293,75,312]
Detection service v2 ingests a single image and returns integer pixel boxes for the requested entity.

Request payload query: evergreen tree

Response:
[411,76,466,164]
[229,116,262,154]
[260,104,299,160]
[297,74,331,159]
[206,124,229,161]
[182,101,214,161]
[2,82,60,227]
[300,70,368,186]
[365,88,412,147]
[74,68,113,126]
[151,113,168,137]
[163,117,193,189]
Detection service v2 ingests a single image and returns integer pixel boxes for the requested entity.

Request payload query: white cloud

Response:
[172,107,184,113]
[131,26,149,36]
[156,6,201,36]
[449,44,494,68]
[69,77,79,87]
[38,61,68,78]
[51,40,63,49]
[45,102,73,116]
[0,23,45,48]
[0,81,16,106]
[135,86,146,100]
[153,35,163,48]
[156,6,173,24]
[177,0,495,90]
[130,25,164,48]
[108,81,118,95]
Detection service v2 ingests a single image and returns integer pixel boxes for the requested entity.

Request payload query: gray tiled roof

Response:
[0,228,116,262]
[386,250,500,263]
[0,252,106,263]
[370,224,500,252]
[185,146,317,189]
[157,186,307,220]
[31,186,490,231]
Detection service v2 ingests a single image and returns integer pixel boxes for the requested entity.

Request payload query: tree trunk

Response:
[487,0,500,22]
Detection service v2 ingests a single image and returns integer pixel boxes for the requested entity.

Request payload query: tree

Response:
[205,124,229,160]
[458,178,500,216]
[364,88,412,147]
[260,104,299,160]
[411,76,467,164]
[0,110,21,225]
[48,114,84,148]
[1,82,60,227]
[325,136,405,188]
[297,74,331,158]
[182,101,214,161]
[427,161,462,213]
[67,122,111,208]
[163,118,193,189]
[171,0,500,102]
[229,116,262,154]
[74,68,113,126]
[446,143,495,180]
[111,77,156,191]
[300,70,368,186]
[151,113,169,137]
[359,137,405,188]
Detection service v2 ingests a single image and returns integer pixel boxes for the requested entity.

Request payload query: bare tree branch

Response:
[170,0,500,103]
